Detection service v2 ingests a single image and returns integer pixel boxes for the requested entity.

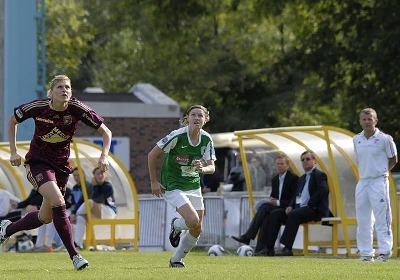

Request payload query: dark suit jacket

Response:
[270,170,299,208]
[290,168,330,221]
[17,189,43,209]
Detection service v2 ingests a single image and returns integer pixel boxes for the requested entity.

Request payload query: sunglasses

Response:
[301,157,312,162]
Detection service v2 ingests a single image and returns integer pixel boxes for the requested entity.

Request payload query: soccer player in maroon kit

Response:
[0,75,112,270]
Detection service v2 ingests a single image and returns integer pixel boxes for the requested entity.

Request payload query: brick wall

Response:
[75,117,179,193]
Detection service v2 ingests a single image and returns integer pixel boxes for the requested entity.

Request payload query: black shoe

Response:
[276,247,293,256]
[266,249,275,256]
[74,242,84,251]
[254,248,266,256]
[169,217,181,248]
[254,248,275,257]
[231,235,250,245]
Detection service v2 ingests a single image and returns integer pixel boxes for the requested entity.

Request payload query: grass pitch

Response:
[0,250,399,279]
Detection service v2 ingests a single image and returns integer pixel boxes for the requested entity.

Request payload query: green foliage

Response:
[45,0,94,85]
[45,0,400,149]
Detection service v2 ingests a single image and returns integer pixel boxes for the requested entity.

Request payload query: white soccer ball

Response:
[208,245,226,256]
[18,240,34,252]
[236,245,254,257]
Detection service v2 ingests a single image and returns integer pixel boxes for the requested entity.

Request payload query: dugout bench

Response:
[232,126,398,258]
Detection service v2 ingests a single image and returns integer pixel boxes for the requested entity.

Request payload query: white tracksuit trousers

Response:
[355,176,392,257]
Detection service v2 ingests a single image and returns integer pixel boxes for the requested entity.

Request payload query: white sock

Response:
[45,222,57,247]
[171,232,199,262]
[174,218,189,231]
[74,215,86,247]
[35,224,46,247]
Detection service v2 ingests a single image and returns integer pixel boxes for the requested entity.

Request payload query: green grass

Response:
[0,250,399,279]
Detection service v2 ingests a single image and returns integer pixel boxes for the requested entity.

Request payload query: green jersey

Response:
[157,126,216,191]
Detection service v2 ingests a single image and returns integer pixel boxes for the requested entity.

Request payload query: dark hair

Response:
[301,150,316,159]
[92,167,101,174]
[179,104,210,126]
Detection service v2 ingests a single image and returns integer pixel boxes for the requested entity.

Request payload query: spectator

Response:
[231,155,299,255]
[0,188,21,222]
[227,156,246,191]
[74,167,117,249]
[69,168,93,225]
[249,156,267,192]
[264,150,330,256]
[201,166,220,193]
[11,189,43,211]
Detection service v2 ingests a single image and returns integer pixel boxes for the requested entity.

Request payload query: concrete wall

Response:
[75,117,179,194]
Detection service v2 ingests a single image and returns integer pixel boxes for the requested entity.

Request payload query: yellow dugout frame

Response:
[228,125,398,257]
[0,139,139,251]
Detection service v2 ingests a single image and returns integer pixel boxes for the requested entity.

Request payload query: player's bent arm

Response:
[97,123,112,156]
[7,115,19,154]
[8,115,22,166]
[389,155,398,171]
[201,160,215,174]
[148,146,164,183]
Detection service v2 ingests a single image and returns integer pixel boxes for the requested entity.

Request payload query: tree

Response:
[45,0,94,86]
[45,0,400,148]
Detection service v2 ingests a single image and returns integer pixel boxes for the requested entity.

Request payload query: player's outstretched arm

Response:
[97,123,112,172]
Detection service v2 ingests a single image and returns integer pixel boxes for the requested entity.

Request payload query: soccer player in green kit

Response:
[148,105,216,268]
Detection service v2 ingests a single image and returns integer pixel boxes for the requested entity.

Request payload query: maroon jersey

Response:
[14,97,104,174]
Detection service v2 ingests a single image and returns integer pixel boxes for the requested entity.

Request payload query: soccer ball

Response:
[236,245,254,256]
[208,245,226,256]
[18,240,34,252]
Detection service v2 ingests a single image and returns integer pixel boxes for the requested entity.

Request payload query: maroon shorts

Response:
[25,161,69,195]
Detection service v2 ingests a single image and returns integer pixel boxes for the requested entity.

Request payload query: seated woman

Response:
[74,167,117,249]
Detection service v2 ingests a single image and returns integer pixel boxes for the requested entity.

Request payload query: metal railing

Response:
[138,198,167,248]
[138,196,225,250]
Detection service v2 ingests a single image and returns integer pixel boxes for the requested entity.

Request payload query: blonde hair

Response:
[180,105,210,126]
[46,75,71,98]
[359,108,377,119]
[276,154,290,165]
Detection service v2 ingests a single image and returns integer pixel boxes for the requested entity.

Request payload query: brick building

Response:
[73,84,181,194]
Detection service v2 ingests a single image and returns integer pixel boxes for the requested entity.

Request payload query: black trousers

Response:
[244,203,278,238]
[263,207,317,250]
[0,210,22,222]
[242,202,279,252]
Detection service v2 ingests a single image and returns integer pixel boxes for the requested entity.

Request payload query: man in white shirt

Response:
[353,108,397,262]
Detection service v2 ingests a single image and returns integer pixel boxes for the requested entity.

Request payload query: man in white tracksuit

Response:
[353,108,397,262]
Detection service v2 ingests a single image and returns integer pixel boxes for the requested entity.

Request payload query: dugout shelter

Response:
[224,126,398,257]
[0,139,139,251]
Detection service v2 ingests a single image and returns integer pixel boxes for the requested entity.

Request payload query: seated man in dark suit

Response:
[263,150,330,256]
[231,155,299,254]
